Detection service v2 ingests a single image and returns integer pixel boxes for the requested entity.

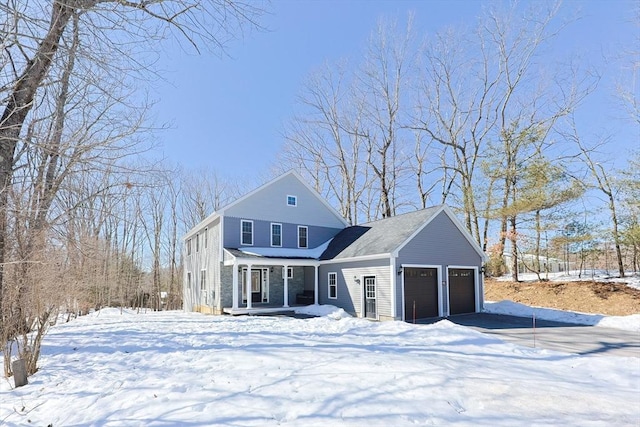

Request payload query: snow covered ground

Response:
[497,269,640,290]
[484,300,640,332]
[487,270,640,332]
[1,305,639,426]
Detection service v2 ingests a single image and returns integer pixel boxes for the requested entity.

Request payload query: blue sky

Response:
[151,0,638,182]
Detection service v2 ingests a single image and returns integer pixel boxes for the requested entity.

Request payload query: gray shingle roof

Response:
[320,205,443,260]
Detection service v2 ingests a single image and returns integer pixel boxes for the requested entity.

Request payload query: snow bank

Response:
[294,304,351,319]
[485,300,640,332]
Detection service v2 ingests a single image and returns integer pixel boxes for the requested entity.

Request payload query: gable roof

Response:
[184,170,349,239]
[320,205,487,262]
[320,206,442,260]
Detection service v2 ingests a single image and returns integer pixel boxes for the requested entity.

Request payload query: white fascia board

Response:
[289,170,350,227]
[184,170,349,242]
[319,253,391,265]
[391,205,445,258]
[223,256,319,267]
[391,205,488,263]
[183,211,220,240]
[213,174,289,218]
[215,170,349,226]
[441,205,488,262]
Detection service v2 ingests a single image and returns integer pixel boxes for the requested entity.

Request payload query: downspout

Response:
[390,256,397,320]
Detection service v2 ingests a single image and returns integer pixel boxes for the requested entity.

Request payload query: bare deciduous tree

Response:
[1,0,266,377]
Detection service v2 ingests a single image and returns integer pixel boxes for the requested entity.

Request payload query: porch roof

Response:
[223,248,321,267]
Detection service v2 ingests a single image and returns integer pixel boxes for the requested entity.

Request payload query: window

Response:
[365,276,376,299]
[187,238,192,256]
[196,233,200,252]
[287,195,297,206]
[284,267,293,279]
[298,226,308,248]
[241,220,253,245]
[200,269,206,291]
[328,272,337,299]
[187,272,192,289]
[204,227,208,248]
[271,223,282,247]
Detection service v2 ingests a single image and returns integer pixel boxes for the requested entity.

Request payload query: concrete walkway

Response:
[444,313,640,358]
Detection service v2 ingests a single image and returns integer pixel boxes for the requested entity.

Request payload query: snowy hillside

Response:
[1,306,638,426]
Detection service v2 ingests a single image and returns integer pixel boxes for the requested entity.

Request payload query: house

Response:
[183,171,487,321]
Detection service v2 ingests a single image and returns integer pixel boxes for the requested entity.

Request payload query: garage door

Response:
[404,268,438,322]
[448,268,476,315]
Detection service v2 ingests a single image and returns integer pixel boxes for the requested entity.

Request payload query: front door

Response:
[242,269,265,303]
[251,270,261,303]
[364,276,376,319]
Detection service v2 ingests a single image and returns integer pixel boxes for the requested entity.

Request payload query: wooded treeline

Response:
[0,1,637,378]
[0,0,262,376]
[277,4,639,282]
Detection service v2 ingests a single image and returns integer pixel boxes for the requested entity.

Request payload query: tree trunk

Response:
[510,216,519,282]
[0,1,73,313]
[608,193,625,278]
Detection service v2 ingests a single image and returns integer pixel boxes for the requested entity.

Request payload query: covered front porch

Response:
[223,249,320,315]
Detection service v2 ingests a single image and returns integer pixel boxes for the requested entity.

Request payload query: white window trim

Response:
[241,268,270,304]
[328,272,337,300]
[445,265,481,317]
[271,222,282,247]
[241,220,253,246]
[297,225,308,248]
[287,195,297,206]
[287,267,293,279]
[200,269,206,290]
[399,264,443,321]
[363,274,378,320]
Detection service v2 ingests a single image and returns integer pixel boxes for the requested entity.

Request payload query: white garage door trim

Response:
[400,264,443,321]
[446,265,480,317]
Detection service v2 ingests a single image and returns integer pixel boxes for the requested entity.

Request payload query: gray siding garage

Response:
[396,210,485,320]
[320,205,487,321]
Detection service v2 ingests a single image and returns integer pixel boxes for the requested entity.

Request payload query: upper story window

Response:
[204,227,208,248]
[287,195,297,206]
[187,238,192,256]
[241,220,253,246]
[298,225,308,248]
[196,233,200,252]
[271,223,282,247]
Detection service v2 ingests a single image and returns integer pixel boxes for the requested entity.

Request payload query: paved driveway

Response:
[442,313,640,358]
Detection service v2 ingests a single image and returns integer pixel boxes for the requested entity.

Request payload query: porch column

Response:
[283,265,289,308]
[232,261,239,309]
[246,264,253,309]
[314,265,319,305]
